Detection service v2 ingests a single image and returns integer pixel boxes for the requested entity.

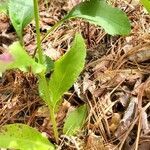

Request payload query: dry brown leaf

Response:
[139,141,150,150]
[36,105,49,117]
[115,97,137,137]
[0,13,10,33]
[122,97,137,124]
[141,110,149,134]
[85,131,109,150]
[44,43,61,60]
[129,49,150,62]
[145,78,150,99]
[83,73,95,94]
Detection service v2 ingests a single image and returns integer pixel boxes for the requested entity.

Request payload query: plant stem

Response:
[40,74,59,143]
[33,0,43,64]
[33,0,59,143]
[49,106,59,143]
[32,15,64,58]
[19,34,24,47]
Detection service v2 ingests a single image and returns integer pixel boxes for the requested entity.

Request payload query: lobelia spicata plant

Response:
[0,0,131,149]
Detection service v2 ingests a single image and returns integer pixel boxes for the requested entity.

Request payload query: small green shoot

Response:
[38,33,86,142]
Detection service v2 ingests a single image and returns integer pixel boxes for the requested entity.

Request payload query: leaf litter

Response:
[0,0,150,149]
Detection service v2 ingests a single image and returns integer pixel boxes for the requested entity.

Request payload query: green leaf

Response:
[65,0,131,35]
[38,76,48,104]
[48,33,86,109]
[0,1,8,14]
[8,0,34,40]
[9,42,45,74]
[140,0,150,13]
[0,42,45,75]
[0,124,55,150]
[38,56,54,104]
[63,105,87,136]
[44,55,54,74]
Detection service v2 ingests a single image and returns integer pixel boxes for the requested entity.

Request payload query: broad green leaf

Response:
[0,124,55,150]
[140,0,150,13]
[8,0,34,40]
[65,0,131,35]
[0,42,45,75]
[63,105,87,136]
[48,33,86,109]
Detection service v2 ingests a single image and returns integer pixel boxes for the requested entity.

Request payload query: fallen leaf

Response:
[121,97,137,124]
[141,110,149,134]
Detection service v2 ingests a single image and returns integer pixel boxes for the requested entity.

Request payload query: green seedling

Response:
[0,0,131,149]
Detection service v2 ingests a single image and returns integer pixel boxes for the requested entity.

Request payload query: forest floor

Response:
[0,0,150,150]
